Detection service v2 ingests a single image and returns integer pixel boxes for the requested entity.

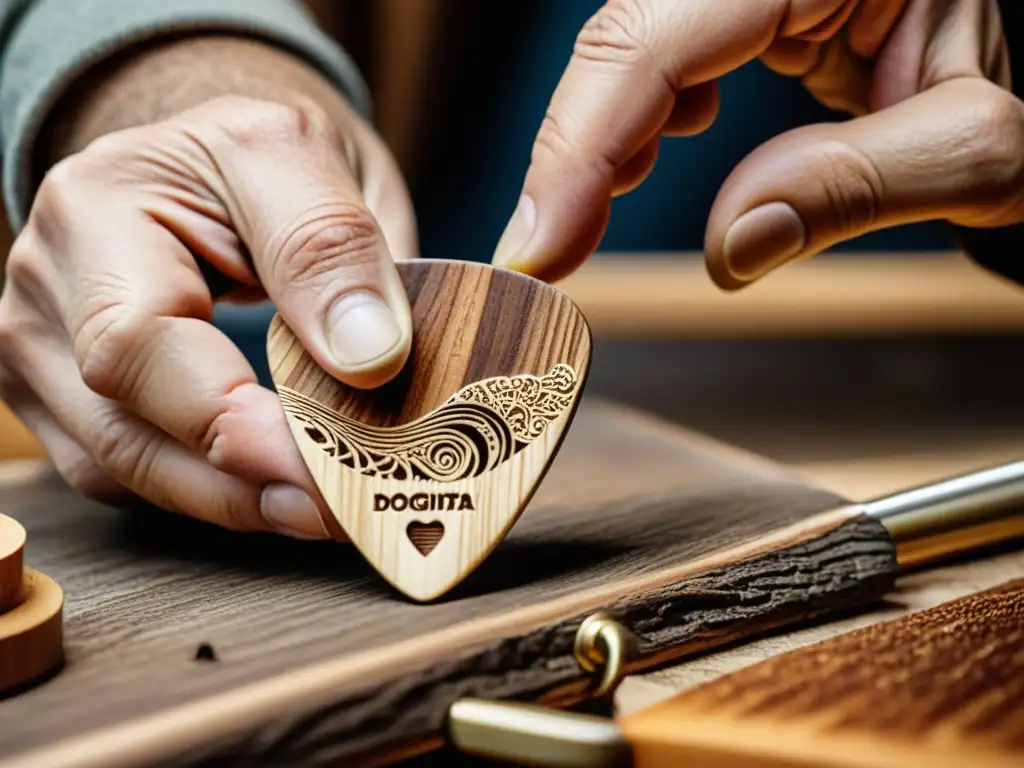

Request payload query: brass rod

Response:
[864,459,1024,567]
[448,699,630,768]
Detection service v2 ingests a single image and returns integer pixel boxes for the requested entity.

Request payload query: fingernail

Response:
[260,483,329,539]
[492,194,536,267]
[326,290,402,367]
[723,202,806,282]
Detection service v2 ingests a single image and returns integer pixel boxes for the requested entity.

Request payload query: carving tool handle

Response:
[864,459,1024,567]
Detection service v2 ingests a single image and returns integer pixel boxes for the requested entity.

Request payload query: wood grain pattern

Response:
[0,400,898,767]
[0,513,25,612]
[621,579,1024,768]
[267,259,592,601]
[0,567,63,696]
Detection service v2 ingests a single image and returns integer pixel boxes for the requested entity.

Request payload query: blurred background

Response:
[2,0,1024,482]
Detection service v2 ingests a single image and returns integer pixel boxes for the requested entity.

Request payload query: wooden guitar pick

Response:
[267,259,592,601]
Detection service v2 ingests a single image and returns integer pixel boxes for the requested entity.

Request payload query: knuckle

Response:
[91,410,156,488]
[81,127,145,159]
[91,412,135,474]
[208,95,332,149]
[534,109,617,181]
[28,158,85,235]
[272,207,382,289]
[814,139,884,235]
[73,303,149,399]
[575,0,653,65]
[196,381,258,461]
[4,235,48,294]
[961,86,1024,218]
[534,110,579,161]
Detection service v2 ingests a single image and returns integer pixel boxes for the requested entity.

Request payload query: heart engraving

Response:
[268,259,591,601]
[407,521,445,557]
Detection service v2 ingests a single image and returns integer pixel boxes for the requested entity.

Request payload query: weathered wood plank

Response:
[0,399,898,766]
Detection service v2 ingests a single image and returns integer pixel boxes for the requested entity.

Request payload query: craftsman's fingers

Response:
[180,96,413,390]
[25,344,278,533]
[490,0,862,282]
[0,280,277,532]
[704,78,1024,289]
[2,180,331,539]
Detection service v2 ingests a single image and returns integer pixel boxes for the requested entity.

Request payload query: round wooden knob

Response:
[0,567,64,695]
[0,513,26,613]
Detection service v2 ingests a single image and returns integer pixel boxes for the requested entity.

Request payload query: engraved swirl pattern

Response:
[278,364,578,483]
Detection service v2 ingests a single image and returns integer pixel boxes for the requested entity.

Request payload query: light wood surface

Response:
[0,513,25,612]
[0,566,64,697]
[792,446,1024,500]
[620,579,1024,768]
[0,399,895,767]
[267,259,592,602]
[557,252,1024,337]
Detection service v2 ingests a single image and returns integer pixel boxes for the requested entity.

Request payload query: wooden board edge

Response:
[0,508,898,768]
[557,252,1024,338]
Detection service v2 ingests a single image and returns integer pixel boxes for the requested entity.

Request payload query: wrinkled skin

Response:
[494,0,1024,289]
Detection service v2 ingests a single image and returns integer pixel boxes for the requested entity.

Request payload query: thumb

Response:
[194,97,414,389]
[705,78,1024,290]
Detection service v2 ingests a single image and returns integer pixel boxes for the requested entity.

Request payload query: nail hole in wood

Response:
[194,643,218,662]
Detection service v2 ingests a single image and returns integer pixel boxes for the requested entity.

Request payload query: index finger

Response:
[490,0,796,282]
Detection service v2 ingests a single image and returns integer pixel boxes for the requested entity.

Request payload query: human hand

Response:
[493,0,1024,288]
[0,91,416,539]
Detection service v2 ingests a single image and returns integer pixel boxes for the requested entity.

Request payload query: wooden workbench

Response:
[0,249,1021,764]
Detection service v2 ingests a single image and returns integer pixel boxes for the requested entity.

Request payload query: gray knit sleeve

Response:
[0,0,371,232]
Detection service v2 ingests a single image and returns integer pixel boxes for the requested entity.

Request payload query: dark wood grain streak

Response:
[462,270,539,386]
[269,261,591,427]
[0,400,897,766]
